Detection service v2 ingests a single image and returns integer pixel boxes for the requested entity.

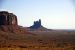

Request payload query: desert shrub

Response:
[18,45,28,48]
[56,43,64,48]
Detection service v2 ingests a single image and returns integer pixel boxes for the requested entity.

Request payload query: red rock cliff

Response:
[0,11,19,33]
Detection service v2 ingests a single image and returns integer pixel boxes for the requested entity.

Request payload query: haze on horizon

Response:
[0,0,75,29]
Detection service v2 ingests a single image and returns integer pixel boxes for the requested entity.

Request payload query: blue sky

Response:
[0,0,75,29]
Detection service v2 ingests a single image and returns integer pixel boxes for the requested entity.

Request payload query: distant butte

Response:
[28,19,51,31]
[30,19,42,29]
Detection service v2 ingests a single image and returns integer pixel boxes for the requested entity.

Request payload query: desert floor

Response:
[0,30,75,50]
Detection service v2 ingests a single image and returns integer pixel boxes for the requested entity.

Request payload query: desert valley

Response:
[0,11,75,50]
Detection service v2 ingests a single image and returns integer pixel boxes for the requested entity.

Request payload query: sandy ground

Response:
[0,30,75,50]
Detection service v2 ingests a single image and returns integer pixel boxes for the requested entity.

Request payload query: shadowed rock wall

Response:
[0,11,18,25]
[0,11,18,32]
[0,11,33,34]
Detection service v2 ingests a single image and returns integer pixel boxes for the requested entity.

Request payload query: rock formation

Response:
[30,19,42,29]
[0,11,19,32]
[0,11,25,33]
[29,19,51,31]
[0,11,17,25]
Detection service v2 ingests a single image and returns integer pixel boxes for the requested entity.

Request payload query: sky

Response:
[0,0,75,29]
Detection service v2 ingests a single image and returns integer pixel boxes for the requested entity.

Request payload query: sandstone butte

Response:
[0,11,31,34]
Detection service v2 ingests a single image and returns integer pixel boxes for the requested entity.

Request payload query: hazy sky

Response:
[0,0,75,29]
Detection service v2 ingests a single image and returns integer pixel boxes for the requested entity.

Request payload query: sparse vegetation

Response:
[0,30,75,50]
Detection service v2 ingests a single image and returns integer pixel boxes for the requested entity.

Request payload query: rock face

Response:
[30,19,42,29]
[0,11,17,25]
[0,11,18,32]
